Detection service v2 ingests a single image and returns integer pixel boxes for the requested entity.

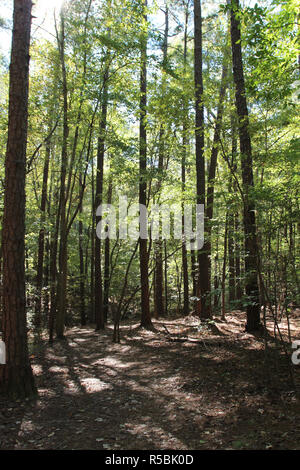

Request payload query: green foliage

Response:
[0,0,298,321]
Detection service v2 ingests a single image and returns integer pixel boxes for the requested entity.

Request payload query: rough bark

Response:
[94,69,109,331]
[182,3,190,316]
[139,0,152,329]
[78,174,86,326]
[206,59,228,312]
[222,214,228,320]
[34,135,51,329]
[0,0,36,398]
[154,3,168,319]
[193,0,211,318]
[56,13,69,339]
[103,177,112,324]
[229,0,260,330]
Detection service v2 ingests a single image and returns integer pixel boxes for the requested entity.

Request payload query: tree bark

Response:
[222,214,228,320]
[103,177,112,323]
[94,66,109,331]
[193,0,211,318]
[154,3,168,319]
[182,2,190,316]
[79,174,86,326]
[139,0,152,329]
[229,0,260,330]
[0,0,36,398]
[34,134,51,329]
[56,13,69,339]
[206,59,228,312]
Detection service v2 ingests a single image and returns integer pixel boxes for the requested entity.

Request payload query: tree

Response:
[55,12,69,339]
[139,0,152,329]
[206,55,228,312]
[154,2,169,319]
[193,0,211,319]
[181,0,190,317]
[94,64,109,331]
[0,0,36,398]
[229,0,260,331]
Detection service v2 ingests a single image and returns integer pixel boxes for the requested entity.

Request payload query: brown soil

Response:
[0,311,299,450]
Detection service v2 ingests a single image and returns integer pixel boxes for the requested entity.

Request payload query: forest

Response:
[0,0,299,453]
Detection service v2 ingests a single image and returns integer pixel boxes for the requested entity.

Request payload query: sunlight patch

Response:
[81,377,111,393]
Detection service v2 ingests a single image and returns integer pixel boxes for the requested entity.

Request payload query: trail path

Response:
[0,312,299,450]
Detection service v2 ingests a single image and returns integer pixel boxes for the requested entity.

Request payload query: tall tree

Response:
[229,0,260,331]
[206,57,228,312]
[34,130,52,330]
[56,12,69,339]
[0,0,36,398]
[181,0,190,316]
[103,175,112,323]
[78,173,86,326]
[139,0,153,329]
[94,61,109,331]
[154,2,168,319]
[193,0,211,319]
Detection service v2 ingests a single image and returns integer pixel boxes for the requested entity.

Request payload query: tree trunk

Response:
[206,58,228,312]
[90,157,95,323]
[193,0,211,318]
[56,13,69,339]
[0,0,36,398]
[182,3,190,316]
[222,214,228,320]
[154,4,168,319]
[139,0,152,329]
[228,210,235,304]
[103,177,112,323]
[234,211,243,303]
[94,67,109,331]
[34,135,51,329]
[229,0,260,331]
[49,188,60,344]
[164,240,168,316]
[79,174,86,326]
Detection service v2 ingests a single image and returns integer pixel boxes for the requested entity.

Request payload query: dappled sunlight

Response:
[81,378,112,394]
[1,317,299,449]
[125,422,186,450]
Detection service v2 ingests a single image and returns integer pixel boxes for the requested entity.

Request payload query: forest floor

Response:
[0,310,299,450]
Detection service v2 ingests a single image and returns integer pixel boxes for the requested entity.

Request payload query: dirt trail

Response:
[0,312,299,450]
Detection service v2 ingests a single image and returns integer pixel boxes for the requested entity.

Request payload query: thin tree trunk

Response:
[164,240,168,316]
[103,177,112,324]
[193,0,211,318]
[222,214,228,320]
[206,58,228,312]
[90,156,95,323]
[139,0,152,329]
[78,174,86,326]
[94,66,109,331]
[191,250,197,297]
[55,1,92,337]
[234,211,243,303]
[56,13,69,339]
[34,134,51,329]
[228,210,235,304]
[44,233,50,317]
[182,2,190,316]
[154,3,168,319]
[49,187,60,344]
